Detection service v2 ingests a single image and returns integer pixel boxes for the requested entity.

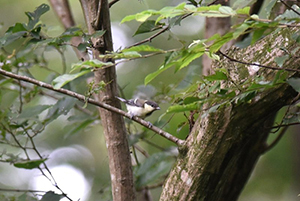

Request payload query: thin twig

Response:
[0,68,185,146]
[0,188,48,193]
[218,50,300,73]
[271,122,300,129]
[263,126,289,153]
[109,0,120,8]
[280,0,300,16]
[127,13,192,48]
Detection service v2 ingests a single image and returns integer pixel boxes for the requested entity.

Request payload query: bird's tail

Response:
[115,96,127,103]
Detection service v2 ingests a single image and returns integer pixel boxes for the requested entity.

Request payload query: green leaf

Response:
[0,30,27,48]
[187,0,198,7]
[41,191,63,201]
[234,91,257,104]
[204,71,228,81]
[71,60,113,72]
[17,105,52,119]
[60,27,83,38]
[201,102,226,118]
[209,32,234,52]
[14,158,47,169]
[123,45,163,53]
[63,118,95,137]
[167,102,200,113]
[52,69,90,89]
[232,0,256,9]
[10,23,28,32]
[219,6,235,15]
[251,27,267,45]
[233,23,250,39]
[274,55,290,68]
[176,51,204,71]
[287,78,300,93]
[144,63,174,85]
[45,97,76,124]
[133,20,164,36]
[236,7,251,15]
[25,4,50,30]
[121,10,158,23]
[135,152,175,188]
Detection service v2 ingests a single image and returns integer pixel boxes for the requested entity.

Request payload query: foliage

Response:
[0,1,300,200]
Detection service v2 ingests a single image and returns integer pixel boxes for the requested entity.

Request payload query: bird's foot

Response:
[146,121,153,128]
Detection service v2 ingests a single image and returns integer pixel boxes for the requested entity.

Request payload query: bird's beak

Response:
[156,107,161,110]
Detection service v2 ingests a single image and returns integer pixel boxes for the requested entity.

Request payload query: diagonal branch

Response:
[0,68,184,146]
[109,0,121,8]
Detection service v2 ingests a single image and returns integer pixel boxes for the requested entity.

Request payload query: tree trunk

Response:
[79,0,135,200]
[160,27,300,200]
[202,0,231,76]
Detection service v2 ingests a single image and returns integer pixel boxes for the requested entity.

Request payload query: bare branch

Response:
[0,188,48,193]
[109,0,121,8]
[49,0,89,61]
[263,126,289,153]
[127,13,192,48]
[280,0,300,16]
[0,68,184,146]
[218,50,300,73]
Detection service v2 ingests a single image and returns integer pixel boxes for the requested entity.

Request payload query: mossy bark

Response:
[160,28,300,201]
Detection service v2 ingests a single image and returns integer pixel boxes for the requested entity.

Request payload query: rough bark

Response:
[160,27,300,201]
[79,0,135,200]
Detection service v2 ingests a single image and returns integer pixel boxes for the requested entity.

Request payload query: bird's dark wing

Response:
[116,96,145,107]
[127,98,145,107]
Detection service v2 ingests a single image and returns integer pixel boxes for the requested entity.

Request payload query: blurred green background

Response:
[0,0,298,201]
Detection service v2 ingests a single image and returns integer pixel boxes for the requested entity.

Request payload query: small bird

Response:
[116,96,160,119]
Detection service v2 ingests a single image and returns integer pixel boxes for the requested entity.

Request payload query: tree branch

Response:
[109,0,121,8]
[280,0,300,16]
[0,68,184,146]
[263,126,289,153]
[127,13,192,48]
[49,0,89,61]
[218,50,300,73]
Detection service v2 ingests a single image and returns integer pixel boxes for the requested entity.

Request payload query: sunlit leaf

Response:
[219,6,235,15]
[167,102,200,113]
[121,10,158,23]
[123,45,163,53]
[236,7,251,15]
[71,60,113,72]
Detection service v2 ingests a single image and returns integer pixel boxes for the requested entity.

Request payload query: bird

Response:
[116,96,160,119]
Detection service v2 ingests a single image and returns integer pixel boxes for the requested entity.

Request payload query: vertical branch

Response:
[49,0,89,61]
[202,0,231,75]
[79,0,136,200]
